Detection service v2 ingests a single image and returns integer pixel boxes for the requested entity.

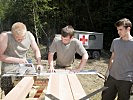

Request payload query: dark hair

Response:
[61,25,74,38]
[115,18,132,29]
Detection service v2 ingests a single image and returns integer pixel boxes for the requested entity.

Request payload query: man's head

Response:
[115,18,132,28]
[61,25,74,45]
[11,22,27,42]
[115,18,132,38]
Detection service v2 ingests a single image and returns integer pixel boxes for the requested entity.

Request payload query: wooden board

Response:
[45,74,74,100]
[4,69,87,100]
[67,74,86,100]
[45,69,87,100]
[4,77,34,100]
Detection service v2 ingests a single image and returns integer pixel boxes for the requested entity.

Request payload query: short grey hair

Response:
[11,22,27,36]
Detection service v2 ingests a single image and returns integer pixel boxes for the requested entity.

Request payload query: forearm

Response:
[108,58,113,70]
[49,60,54,68]
[78,53,88,70]
[36,57,41,65]
[108,52,114,70]
[48,52,54,68]
[34,50,41,65]
[105,57,113,79]
[0,55,23,63]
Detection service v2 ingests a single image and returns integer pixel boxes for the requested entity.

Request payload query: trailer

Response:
[74,30,103,59]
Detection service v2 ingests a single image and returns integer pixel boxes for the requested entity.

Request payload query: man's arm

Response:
[105,52,115,79]
[73,53,88,72]
[74,40,89,72]
[48,52,55,72]
[0,32,27,63]
[30,38,41,65]
[108,52,115,70]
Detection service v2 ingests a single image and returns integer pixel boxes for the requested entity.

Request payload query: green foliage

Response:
[0,0,12,31]
[0,0,133,49]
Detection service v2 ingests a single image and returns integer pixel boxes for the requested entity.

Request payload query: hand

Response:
[36,64,44,72]
[48,66,55,73]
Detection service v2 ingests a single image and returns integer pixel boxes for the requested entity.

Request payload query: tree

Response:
[1,0,133,50]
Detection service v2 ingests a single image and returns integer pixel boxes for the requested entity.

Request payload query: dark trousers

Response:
[55,65,72,70]
[1,76,14,95]
[102,75,132,100]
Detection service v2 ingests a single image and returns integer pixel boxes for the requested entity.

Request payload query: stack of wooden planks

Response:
[4,69,88,100]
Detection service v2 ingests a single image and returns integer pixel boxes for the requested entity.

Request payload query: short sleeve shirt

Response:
[110,38,133,81]
[49,37,87,66]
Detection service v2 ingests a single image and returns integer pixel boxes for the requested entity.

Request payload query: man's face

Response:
[61,35,73,45]
[13,33,26,42]
[117,26,130,38]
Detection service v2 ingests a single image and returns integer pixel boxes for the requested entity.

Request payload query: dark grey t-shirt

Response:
[110,38,133,81]
[49,36,87,67]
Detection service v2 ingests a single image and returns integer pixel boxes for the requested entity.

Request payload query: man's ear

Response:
[127,27,131,31]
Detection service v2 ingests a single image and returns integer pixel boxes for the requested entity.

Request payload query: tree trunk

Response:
[33,4,39,45]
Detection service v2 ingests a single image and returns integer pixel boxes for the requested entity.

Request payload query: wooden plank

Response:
[45,74,59,99]
[67,74,87,100]
[45,74,73,100]
[4,77,34,100]
[45,69,87,100]
[59,74,74,100]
